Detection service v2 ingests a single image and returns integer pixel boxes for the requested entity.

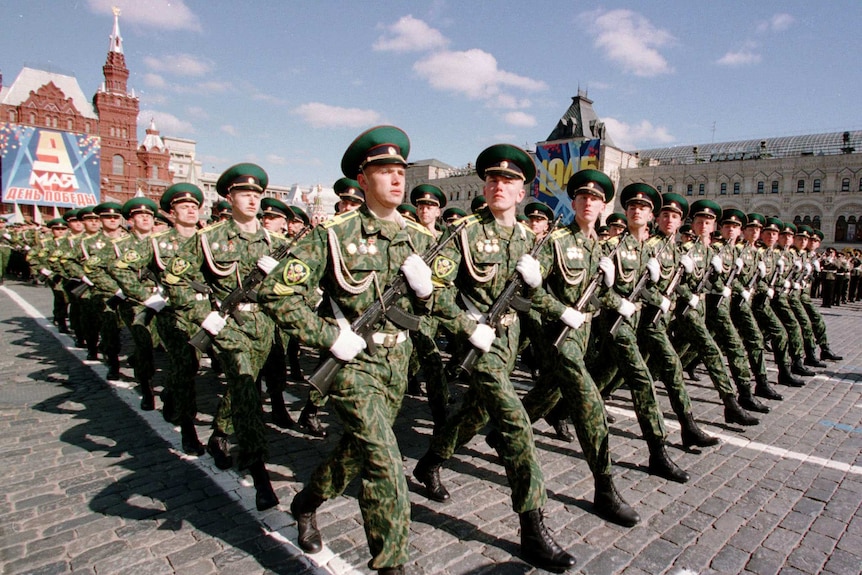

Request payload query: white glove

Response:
[40,267,52,277]
[793,259,803,271]
[793,282,801,290]
[516,254,542,288]
[201,311,227,336]
[468,323,496,352]
[659,296,671,313]
[680,254,694,274]
[598,257,615,287]
[114,288,126,300]
[804,262,812,274]
[783,279,791,289]
[560,307,586,330]
[813,259,821,272]
[688,294,700,309]
[741,289,751,302]
[710,255,723,273]
[735,257,744,273]
[81,275,94,286]
[776,258,785,272]
[616,298,636,318]
[757,261,767,277]
[721,286,731,298]
[330,329,367,361]
[256,255,278,274]
[2,233,11,240]
[766,287,775,299]
[401,253,433,298]
[646,257,660,282]
[143,293,167,312]
[23,245,31,252]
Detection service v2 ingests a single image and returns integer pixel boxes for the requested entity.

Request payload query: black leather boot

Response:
[139,380,155,411]
[378,567,405,575]
[407,376,424,397]
[519,509,576,572]
[754,373,783,400]
[206,432,233,470]
[57,318,69,333]
[738,385,770,414]
[679,412,720,448]
[647,439,690,483]
[106,355,121,381]
[298,400,327,438]
[429,395,448,437]
[180,417,205,456]
[249,460,279,511]
[413,451,450,502]
[270,392,294,429]
[290,489,325,553]
[723,395,759,426]
[161,389,177,423]
[820,345,843,361]
[804,347,827,368]
[778,363,805,386]
[546,404,574,442]
[594,475,639,527]
[791,357,816,376]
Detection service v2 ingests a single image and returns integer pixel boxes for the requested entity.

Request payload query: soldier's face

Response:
[528,216,549,236]
[721,222,741,243]
[692,216,715,240]
[68,220,84,233]
[608,224,625,237]
[229,191,262,220]
[340,199,362,213]
[761,229,778,247]
[51,227,66,238]
[794,236,808,250]
[625,202,653,229]
[287,218,306,236]
[416,203,440,227]
[262,214,286,233]
[171,200,200,227]
[130,213,154,234]
[743,226,760,244]
[808,238,820,252]
[780,233,794,247]
[100,215,122,232]
[656,210,681,236]
[83,218,101,233]
[572,193,604,226]
[484,175,525,216]
[359,164,405,212]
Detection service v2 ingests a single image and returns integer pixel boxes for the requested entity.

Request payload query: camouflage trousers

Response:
[119,304,156,385]
[430,318,547,514]
[408,315,448,424]
[770,294,805,359]
[638,310,693,418]
[800,292,829,348]
[306,338,411,570]
[260,330,287,399]
[51,287,67,324]
[212,312,274,470]
[63,284,85,344]
[156,312,199,421]
[671,308,736,398]
[730,295,768,379]
[521,318,611,476]
[591,311,666,442]
[751,293,791,368]
[0,246,10,277]
[699,296,752,391]
[788,292,817,352]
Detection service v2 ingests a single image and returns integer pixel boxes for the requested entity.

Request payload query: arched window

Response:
[842,178,850,192]
[667,184,673,193]
[698,183,705,196]
[848,216,858,243]
[835,216,847,242]
[8,110,16,122]
[720,183,727,195]
[813,179,821,193]
[796,179,805,193]
[151,166,159,180]
[112,155,125,176]
[67,119,73,130]
[686,184,693,196]
[733,182,741,195]
[29,112,36,124]
[793,215,803,225]
[812,215,821,229]
[757,181,765,194]
[771,181,779,193]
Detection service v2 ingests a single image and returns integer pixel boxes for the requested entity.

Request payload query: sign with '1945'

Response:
[0,123,101,208]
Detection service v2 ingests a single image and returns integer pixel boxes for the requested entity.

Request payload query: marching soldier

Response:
[412,143,576,572]
[605,212,627,237]
[31,218,70,331]
[442,206,467,225]
[802,230,843,361]
[0,217,12,284]
[334,177,365,214]
[259,126,437,574]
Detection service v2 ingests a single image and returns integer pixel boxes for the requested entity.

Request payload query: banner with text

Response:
[531,139,601,224]
[1,123,101,208]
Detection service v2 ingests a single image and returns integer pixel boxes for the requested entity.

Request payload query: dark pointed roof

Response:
[545,89,615,147]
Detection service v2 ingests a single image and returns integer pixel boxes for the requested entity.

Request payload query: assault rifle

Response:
[648,237,700,325]
[678,237,731,317]
[308,219,468,395]
[454,216,561,375]
[608,234,673,337]
[188,225,311,353]
[714,238,739,308]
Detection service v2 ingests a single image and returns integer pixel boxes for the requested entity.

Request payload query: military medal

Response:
[212,242,220,251]
[359,239,368,254]
[491,238,499,253]
[367,238,378,255]
[347,243,357,255]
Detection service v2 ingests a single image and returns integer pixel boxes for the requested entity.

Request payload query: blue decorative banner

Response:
[531,139,601,224]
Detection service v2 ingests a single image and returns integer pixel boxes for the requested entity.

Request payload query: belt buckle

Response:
[383,333,397,348]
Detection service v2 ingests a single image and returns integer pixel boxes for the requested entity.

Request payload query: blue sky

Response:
[2,0,860,189]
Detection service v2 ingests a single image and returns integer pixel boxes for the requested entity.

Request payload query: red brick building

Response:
[0,8,170,220]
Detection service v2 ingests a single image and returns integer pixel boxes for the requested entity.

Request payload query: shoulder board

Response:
[405,219,434,237]
[460,214,484,229]
[197,220,228,236]
[550,227,570,240]
[681,240,695,250]
[151,229,172,240]
[605,235,622,248]
[269,230,287,241]
[111,235,132,246]
[518,222,535,239]
[322,210,360,230]
[645,235,664,248]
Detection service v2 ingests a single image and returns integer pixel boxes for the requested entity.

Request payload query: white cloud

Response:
[266,154,288,166]
[186,106,209,120]
[602,117,675,150]
[292,103,382,128]
[413,49,546,104]
[144,54,214,77]
[174,81,233,95]
[142,73,166,89]
[757,13,794,33]
[589,9,675,77]
[221,125,239,137]
[717,44,762,67]
[137,110,194,134]
[87,0,201,32]
[504,111,537,128]
[373,15,449,52]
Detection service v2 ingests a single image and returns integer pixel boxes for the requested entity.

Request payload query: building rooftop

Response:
[0,67,99,120]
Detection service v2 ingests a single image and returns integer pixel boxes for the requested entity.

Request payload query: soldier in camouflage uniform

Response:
[802,229,843,362]
[514,169,640,527]
[108,198,162,411]
[0,218,12,284]
[669,200,760,425]
[259,126,437,574]
[31,218,70,331]
[167,163,284,511]
[56,209,88,345]
[412,144,576,573]
[588,184,691,483]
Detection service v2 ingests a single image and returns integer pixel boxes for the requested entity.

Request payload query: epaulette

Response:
[605,235,622,249]
[111,234,132,246]
[269,230,287,241]
[151,229,173,240]
[518,222,536,239]
[550,227,570,240]
[322,209,360,230]
[197,220,228,236]
[645,235,664,248]
[680,240,696,250]
[405,219,434,237]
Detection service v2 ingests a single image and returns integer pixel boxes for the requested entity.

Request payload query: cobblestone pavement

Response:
[1,279,860,575]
